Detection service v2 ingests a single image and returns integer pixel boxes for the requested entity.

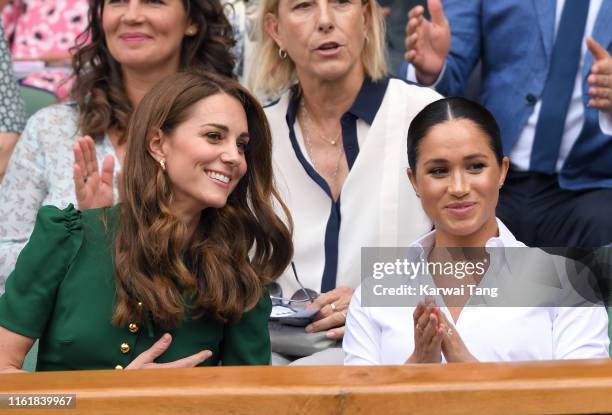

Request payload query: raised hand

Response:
[586,37,612,114]
[404,0,451,85]
[73,136,116,210]
[125,333,212,369]
[406,298,444,363]
[305,286,354,340]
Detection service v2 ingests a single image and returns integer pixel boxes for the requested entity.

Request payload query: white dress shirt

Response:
[343,219,610,364]
[265,78,439,297]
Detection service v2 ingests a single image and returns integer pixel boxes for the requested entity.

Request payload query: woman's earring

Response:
[160,159,166,171]
[278,48,288,59]
[416,193,421,198]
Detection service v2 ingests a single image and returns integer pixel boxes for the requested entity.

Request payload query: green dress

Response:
[0,205,272,370]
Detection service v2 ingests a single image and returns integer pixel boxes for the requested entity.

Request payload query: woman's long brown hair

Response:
[71,0,236,144]
[113,71,293,328]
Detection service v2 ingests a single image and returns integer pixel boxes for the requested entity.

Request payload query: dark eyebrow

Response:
[201,123,229,132]
[463,153,488,160]
[202,123,250,140]
[423,158,448,166]
[423,153,489,166]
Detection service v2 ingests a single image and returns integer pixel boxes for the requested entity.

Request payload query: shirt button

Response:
[120,343,130,354]
[525,94,537,105]
[128,323,139,333]
[115,365,124,370]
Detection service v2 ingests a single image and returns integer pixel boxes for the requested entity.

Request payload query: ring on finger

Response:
[330,302,336,312]
[446,327,453,337]
[416,323,423,333]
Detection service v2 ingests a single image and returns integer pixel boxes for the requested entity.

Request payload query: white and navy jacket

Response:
[265,77,441,296]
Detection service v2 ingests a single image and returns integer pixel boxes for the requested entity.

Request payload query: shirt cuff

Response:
[599,110,612,135]
[405,62,446,88]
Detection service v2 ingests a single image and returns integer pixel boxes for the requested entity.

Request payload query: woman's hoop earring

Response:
[278,48,288,60]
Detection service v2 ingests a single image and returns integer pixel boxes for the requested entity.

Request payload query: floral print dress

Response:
[1,0,88,99]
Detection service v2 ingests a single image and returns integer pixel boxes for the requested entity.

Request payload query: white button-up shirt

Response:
[343,219,610,364]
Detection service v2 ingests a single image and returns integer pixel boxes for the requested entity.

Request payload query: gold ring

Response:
[330,303,336,311]
[416,323,423,333]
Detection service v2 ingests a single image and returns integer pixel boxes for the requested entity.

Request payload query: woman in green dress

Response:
[0,71,293,372]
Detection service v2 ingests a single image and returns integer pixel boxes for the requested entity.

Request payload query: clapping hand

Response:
[436,312,478,363]
[586,37,612,114]
[404,0,451,86]
[73,136,118,210]
[406,297,445,363]
[125,333,212,369]
[406,297,478,363]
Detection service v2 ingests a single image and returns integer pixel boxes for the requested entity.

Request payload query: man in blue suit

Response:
[402,0,612,247]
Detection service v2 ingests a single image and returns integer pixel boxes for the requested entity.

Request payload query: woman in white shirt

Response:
[343,97,610,364]
[252,0,440,364]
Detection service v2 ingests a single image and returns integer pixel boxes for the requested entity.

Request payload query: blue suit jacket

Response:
[402,0,612,190]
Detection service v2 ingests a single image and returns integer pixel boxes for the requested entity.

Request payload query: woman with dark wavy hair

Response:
[0,0,236,290]
[0,71,293,371]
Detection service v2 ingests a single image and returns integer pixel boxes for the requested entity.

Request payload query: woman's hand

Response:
[125,333,212,369]
[73,136,117,210]
[0,326,34,373]
[305,286,354,340]
[406,298,444,363]
[437,312,478,363]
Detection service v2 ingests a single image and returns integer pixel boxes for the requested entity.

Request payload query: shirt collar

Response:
[285,77,389,126]
[408,219,523,306]
[410,218,521,249]
[347,77,389,125]
[409,218,522,275]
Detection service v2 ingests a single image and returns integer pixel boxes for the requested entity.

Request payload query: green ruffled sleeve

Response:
[0,204,83,338]
[221,291,272,365]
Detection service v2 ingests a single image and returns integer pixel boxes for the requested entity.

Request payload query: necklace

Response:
[300,99,341,146]
[299,100,343,180]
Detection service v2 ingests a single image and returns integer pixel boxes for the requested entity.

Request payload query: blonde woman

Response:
[252,0,440,363]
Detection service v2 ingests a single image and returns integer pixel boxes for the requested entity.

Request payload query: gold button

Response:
[128,323,139,333]
[120,343,130,354]
[115,365,124,370]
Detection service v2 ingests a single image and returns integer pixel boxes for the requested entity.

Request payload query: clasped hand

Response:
[406,297,477,364]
